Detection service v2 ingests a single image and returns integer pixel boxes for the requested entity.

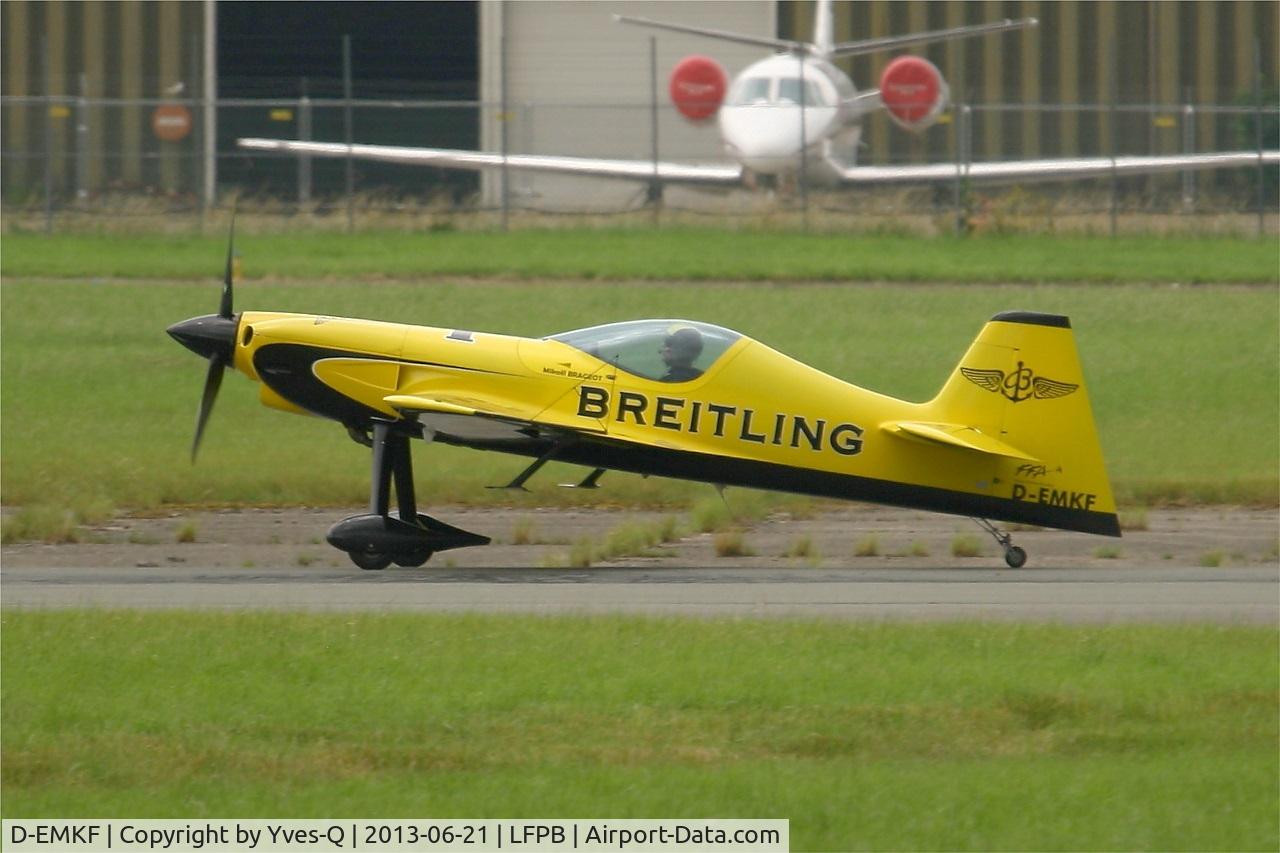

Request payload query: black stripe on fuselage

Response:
[252,343,518,426]
[441,431,1121,538]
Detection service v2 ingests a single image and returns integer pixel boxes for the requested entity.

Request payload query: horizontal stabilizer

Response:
[884,421,1038,461]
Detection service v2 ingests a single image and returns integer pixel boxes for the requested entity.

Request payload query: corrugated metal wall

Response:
[3,1,1276,202]
[2,0,205,197]
[780,0,1279,162]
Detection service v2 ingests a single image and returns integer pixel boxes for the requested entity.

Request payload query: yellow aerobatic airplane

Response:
[170,232,1119,570]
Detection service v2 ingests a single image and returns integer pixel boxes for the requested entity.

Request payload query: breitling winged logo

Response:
[961,361,1079,403]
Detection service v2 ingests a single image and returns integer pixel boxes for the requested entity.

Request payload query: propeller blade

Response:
[219,211,236,319]
[192,354,226,462]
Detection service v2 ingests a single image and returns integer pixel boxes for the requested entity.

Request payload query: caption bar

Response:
[3,820,788,852]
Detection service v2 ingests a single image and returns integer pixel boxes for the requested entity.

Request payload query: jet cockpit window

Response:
[549,320,742,383]
[777,77,828,107]
[728,77,772,105]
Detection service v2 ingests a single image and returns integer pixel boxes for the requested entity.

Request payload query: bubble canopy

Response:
[548,320,743,383]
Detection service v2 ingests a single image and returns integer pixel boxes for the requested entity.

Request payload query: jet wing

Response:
[833,151,1280,185]
[237,138,743,186]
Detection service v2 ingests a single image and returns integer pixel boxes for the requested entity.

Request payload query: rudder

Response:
[927,311,1119,536]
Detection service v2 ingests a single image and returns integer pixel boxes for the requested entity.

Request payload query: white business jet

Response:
[238,0,1278,190]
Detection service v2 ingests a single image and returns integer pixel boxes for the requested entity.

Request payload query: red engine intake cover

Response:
[669,55,728,122]
[879,55,946,129]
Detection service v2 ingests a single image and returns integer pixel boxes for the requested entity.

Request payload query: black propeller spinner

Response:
[167,214,240,461]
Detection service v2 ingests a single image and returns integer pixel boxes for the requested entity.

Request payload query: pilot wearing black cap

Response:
[660,326,704,382]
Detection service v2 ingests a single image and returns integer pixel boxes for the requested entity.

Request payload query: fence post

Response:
[500,28,510,232]
[202,0,216,215]
[649,35,660,223]
[798,51,808,233]
[76,72,89,203]
[42,36,53,234]
[1253,38,1264,238]
[343,35,354,234]
[298,78,311,207]
[1181,96,1195,212]
[1108,39,1117,238]
[953,102,972,235]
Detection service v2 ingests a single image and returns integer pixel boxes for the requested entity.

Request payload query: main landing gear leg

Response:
[327,420,490,570]
[971,518,1027,568]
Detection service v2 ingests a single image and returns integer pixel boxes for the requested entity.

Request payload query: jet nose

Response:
[167,313,238,362]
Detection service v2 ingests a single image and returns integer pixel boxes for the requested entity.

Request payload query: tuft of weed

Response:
[599,522,660,561]
[656,515,682,543]
[891,540,930,558]
[783,535,816,559]
[714,530,755,558]
[1093,545,1123,559]
[2,507,80,544]
[1198,551,1225,568]
[951,535,983,558]
[175,521,198,544]
[510,517,538,546]
[853,534,881,557]
[296,553,317,567]
[1,499,116,545]
[568,537,596,568]
[691,491,772,533]
[691,497,733,533]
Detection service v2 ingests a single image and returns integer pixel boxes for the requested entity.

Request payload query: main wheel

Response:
[349,550,393,571]
[392,549,434,568]
[1004,545,1028,569]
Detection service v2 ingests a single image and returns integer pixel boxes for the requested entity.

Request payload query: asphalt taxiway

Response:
[2,565,1275,623]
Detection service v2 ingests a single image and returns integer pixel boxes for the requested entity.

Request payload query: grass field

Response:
[2,276,1276,540]
[2,612,1275,850]
[3,229,1277,851]
[3,229,1279,284]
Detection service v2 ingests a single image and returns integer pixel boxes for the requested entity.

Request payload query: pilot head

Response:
[662,326,704,369]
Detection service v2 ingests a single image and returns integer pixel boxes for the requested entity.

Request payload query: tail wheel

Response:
[1004,546,1028,569]
[972,518,1028,569]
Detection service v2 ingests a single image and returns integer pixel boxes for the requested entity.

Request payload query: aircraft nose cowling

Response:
[167,314,237,362]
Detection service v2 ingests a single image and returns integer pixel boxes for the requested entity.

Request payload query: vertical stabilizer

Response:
[813,0,834,57]
[927,311,1120,536]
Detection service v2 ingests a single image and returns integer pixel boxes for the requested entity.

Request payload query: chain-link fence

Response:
[3,93,1276,235]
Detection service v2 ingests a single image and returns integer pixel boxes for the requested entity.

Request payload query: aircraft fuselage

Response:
[718,53,860,183]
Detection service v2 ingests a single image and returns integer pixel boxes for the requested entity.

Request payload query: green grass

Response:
[2,277,1276,535]
[3,230,1277,284]
[2,612,1276,850]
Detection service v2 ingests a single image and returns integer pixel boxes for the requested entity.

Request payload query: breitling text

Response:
[577,385,864,455]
